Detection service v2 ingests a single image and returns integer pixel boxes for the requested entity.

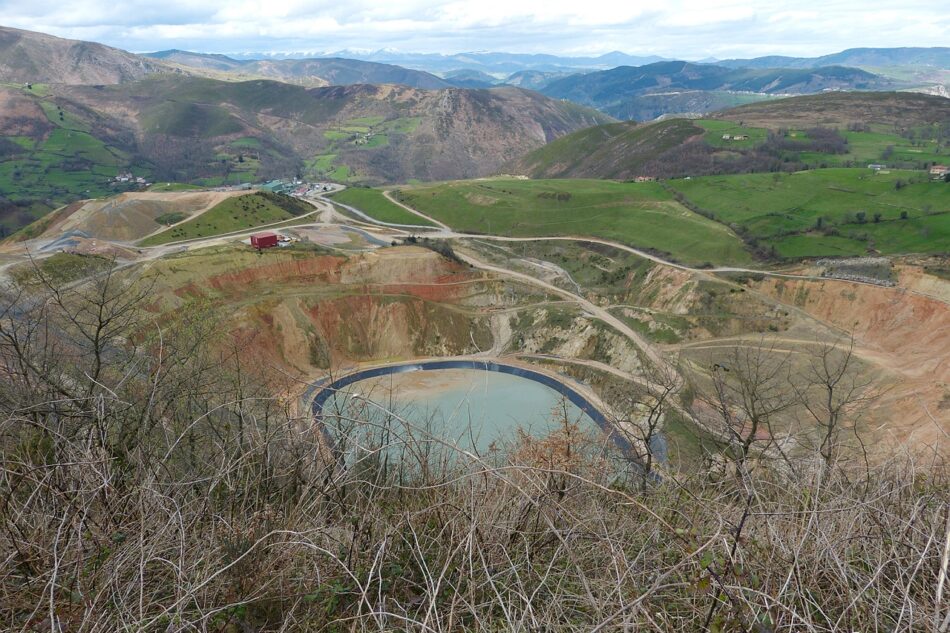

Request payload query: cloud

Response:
[0,0,945,58]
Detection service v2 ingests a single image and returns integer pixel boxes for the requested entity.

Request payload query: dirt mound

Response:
[44,191,247,242]
[204,247,477,298]
[188,248,491,372]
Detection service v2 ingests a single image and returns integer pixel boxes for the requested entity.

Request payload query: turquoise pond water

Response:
[320,368,600,455]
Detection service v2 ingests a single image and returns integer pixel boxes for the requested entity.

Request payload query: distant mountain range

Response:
[146,50,452,89]
[7,21,943,123]
[163,46,950,79]
[539,61,896,120]
[147,50,586,91]
[716,47,950,70]
[223,50,668,74]
[146,46,949,120]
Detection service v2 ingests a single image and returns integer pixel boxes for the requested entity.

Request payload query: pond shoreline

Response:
[309,359,632,454]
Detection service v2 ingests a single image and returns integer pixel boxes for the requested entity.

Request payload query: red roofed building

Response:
[251,232,279,249]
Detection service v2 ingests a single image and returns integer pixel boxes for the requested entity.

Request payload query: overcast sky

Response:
[2,0,946,59]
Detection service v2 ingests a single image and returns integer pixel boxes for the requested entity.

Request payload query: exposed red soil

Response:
[756,277,949,454]
[206,255,345,292]
[164,248,486,376]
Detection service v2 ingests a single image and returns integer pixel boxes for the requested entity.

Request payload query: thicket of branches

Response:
[763,128,849,155]
[1,268,948,632]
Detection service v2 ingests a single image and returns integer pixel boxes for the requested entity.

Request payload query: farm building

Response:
[930,165,948,180]
[260,180,293,194]
[868,164,887,171]
[251,232,279,249]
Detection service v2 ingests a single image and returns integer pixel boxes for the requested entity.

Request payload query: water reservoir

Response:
[313,361,626,461]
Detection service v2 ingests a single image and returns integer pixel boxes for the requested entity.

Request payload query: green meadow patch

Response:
[696,120,768,149]
[395,178,752,266]
[331,188,433,226]
[669,168,950,258]
[140,192,312,245]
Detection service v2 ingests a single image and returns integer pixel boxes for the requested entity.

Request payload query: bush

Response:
[537,191,573,202]
[403,235,462,263]
[0,270,946,631]
[154,211,189,226]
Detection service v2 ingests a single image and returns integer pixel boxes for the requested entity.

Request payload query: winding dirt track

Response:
[381,190,451,229]
[10,184,942,450]
[454,248,666,367]
[378,189,948,304]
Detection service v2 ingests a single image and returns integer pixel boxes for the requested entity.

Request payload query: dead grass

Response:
[0,256,947,632]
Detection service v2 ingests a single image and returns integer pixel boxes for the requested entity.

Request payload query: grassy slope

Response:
[717,91,950,128]
[396,178,752,266]
[517,116,947,183]
[0,87,146,233]
[513,93,950,185]
[10,252,114,285]
[140,101,243,138]
[512,119,703,179]
[140,192,312,245]
[669,169,950,257]
[330,188,434,226]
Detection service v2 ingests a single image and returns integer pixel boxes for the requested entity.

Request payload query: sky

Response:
[1,0,947,59]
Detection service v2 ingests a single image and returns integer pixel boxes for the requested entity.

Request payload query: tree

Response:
[793,336,875,471]
[604,361,680,491]
[692,341,794,483]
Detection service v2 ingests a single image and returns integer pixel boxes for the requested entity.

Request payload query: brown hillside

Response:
[54,79,613,184]
[753,275,949,453]
[29,191,250,242]
[716,91,950,128]
[0,25,176,84]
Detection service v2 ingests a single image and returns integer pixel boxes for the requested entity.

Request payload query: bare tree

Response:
[0,258,946,632]
[693,340,795,482]
[604,361,680,491]
[794,335,876,472]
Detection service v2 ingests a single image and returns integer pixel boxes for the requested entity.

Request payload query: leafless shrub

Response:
[0,270,946,632]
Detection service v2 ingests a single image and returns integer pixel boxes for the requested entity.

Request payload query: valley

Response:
[0,77,610,232]
[1,64,946,467]
[3,177,946,466]
[1,21,948,632]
